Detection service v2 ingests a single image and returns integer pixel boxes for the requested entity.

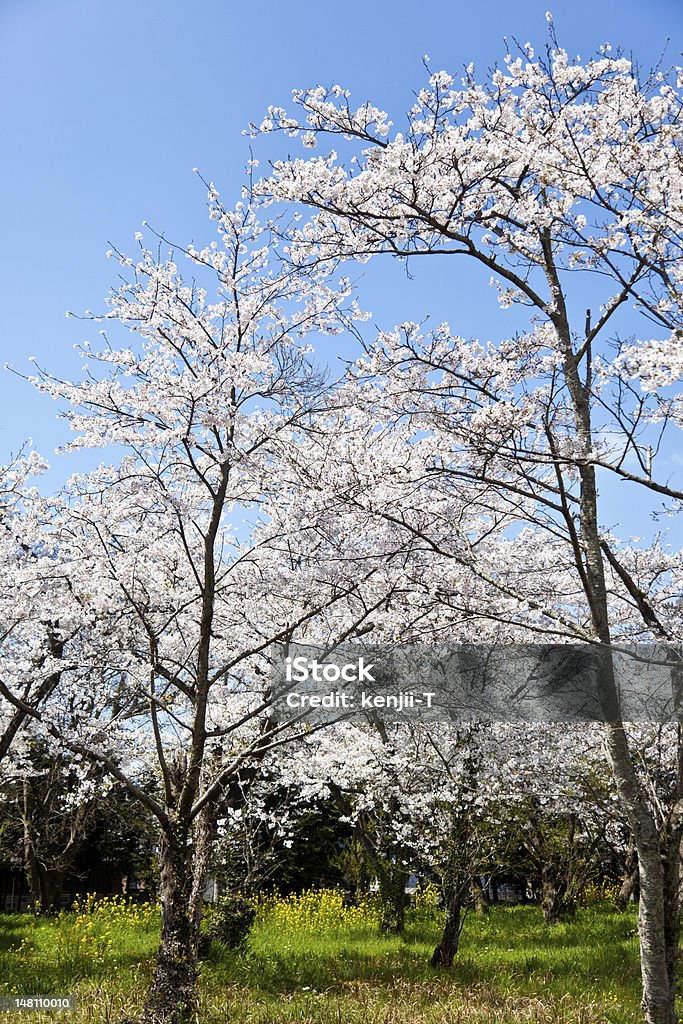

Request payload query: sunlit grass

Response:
[0,891,644,1023]
[0,895,159,993]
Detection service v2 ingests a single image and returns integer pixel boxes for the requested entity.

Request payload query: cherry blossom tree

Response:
[17,191,413,1024]
[256,32,683,1024]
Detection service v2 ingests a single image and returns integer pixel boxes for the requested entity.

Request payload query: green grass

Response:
[0,894,644,1024]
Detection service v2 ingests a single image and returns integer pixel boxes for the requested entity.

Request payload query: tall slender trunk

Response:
[586,487,679,1024]
[582,467,680,1024]
[548,286,682,1024]
[607,745,680,1024]
[140,466,231,1024]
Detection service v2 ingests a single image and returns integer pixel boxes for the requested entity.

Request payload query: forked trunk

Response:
[25,859,64,914]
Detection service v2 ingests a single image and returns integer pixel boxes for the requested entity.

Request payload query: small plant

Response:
[203,893,256,950]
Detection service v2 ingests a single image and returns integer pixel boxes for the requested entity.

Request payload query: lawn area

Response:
[0,891,643,1023]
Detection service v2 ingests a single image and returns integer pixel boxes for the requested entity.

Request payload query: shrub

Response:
[203,893,256,950]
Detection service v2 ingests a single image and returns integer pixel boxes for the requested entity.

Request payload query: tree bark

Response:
[430,890,461,967]
[189,802,217,951]
[551,283,681,1024]
[617,839,639,912]
[140,829,198,1024]
[431,823,469,967]
[604,727,679,1024]
[540,858,575,924]
[471,877,489,916]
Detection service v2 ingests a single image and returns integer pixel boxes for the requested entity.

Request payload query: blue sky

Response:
[1,0,682,540]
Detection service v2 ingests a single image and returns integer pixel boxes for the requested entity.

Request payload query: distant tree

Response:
[214,784,350,897]
[0,738,157,910]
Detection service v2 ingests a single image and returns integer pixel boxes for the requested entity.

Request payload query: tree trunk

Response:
[618,839,639,912]
[21,780,67,913]
[662,828,682,1020]
[617,865,639,911]
[553,305,681,1024]
[24,850,64,913]
[540,858,575,924]
[431,825,469,968]
[471,877,489,916]
[141,830,197,1024]
[189,802,217,951]
[605,724,680,1024]
[37,866,65,913]
[431,890,461,967]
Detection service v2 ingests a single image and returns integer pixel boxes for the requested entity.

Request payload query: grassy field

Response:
[0,890,644,1024]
